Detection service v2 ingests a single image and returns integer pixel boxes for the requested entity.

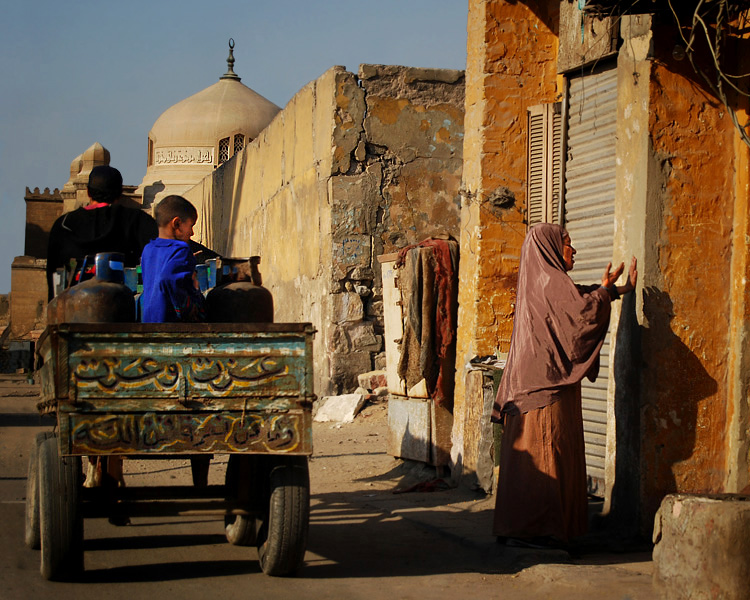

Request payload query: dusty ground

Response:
[1,376,656,599]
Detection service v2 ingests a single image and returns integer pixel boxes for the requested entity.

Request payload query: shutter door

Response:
[563,67,617,493]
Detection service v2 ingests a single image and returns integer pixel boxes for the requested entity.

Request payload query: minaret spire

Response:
[221,38,241,81]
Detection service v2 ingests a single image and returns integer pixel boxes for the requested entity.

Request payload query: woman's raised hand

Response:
[620,256,638,294]
[601,257,638,294]
[601,261,625,288]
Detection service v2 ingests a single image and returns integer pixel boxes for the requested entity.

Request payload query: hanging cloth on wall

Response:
[395,236,459,409]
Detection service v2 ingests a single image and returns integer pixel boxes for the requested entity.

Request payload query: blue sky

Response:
[0,1,468,293]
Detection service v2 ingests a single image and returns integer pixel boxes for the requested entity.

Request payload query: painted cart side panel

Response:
[64,410,312,455]
[37,323,315,457]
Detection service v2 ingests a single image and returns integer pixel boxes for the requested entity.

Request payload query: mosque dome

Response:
[138,40,281,206]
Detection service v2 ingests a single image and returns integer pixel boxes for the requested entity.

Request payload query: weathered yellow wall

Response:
[189,68,337,286]
[453,0,560,479]
[184,67,339,395]
[184,64,465,397]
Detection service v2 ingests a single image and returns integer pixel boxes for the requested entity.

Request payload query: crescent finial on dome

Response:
[221,38,241,81]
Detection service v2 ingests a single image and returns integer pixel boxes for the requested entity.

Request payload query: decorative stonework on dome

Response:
[62,142,111,212]
[138,40,281,207]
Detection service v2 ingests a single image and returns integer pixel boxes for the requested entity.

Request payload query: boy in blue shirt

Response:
[141,195,205,323]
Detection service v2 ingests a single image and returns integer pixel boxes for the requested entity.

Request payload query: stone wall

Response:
[9,257,47,339]
[24,187,63,259]
[184,64,464,397]
[611,14,749,532]
[330,64,464,392]
[0,295,9,327]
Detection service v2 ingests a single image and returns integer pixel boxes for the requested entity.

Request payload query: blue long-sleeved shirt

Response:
[140,237,205,323]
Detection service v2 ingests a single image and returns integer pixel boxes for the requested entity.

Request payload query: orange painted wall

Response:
[461,0,560,357]
[640,31,735,519]
[454,0,560,476]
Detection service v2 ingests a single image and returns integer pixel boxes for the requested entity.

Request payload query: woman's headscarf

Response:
[491,223,612,418]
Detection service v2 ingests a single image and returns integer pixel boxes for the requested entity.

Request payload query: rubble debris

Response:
[313,393,367,423]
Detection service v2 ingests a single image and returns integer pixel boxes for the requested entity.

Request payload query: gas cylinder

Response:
[205,257,274,323]
[46,252,136,324]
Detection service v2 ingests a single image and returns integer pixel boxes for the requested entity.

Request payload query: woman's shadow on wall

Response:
[604,286,718,537]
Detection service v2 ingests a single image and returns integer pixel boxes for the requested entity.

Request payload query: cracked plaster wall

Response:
[184,63,464,397]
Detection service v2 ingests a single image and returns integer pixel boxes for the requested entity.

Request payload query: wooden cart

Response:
[25,322,315,580]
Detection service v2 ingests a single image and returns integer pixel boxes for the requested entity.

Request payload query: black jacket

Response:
[46,203,157,299]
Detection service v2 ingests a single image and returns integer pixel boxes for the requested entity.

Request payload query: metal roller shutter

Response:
[563,66,618,494]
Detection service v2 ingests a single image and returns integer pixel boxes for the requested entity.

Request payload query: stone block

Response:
[328,324,351,353]
[331,172,381,239]
[332,70,365,174]
[332,292,364,323]
[387,395,430,462]
[313,394,367,423]
[350,266,374,281]
[333,234,372,276]
[367,299,384,318]
[346,321,381,352]
[358,369,388,391]
[330,351,372,393]
[10,257,47,339]
[653,494,750,600]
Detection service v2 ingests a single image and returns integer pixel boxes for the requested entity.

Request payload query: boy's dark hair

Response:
[154,195,198,228]
[87,165,123,203]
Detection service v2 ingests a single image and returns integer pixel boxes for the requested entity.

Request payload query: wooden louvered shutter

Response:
[526,103,562,227]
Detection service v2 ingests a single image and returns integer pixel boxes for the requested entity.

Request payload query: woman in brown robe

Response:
[491,223,636,547]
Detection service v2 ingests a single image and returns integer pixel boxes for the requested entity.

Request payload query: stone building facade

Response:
[184,64,465,397]
[6,187,63,341]
[24,187,63,259]
[454,0,750,536]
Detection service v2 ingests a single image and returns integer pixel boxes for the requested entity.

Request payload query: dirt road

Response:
[0,375,655,599]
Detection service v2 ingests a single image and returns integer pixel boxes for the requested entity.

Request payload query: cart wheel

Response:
[25,432,54,549]
[256,456,310,576]
[39,435,83,581]
[224,455,256,546]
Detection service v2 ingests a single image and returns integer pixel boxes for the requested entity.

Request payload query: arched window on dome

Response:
[218,137,230,164]
[233,134,245,155]
[148,138,154,167]
[218,133,248,166]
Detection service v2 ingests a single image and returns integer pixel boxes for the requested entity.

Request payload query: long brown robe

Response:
[492,223,613,541]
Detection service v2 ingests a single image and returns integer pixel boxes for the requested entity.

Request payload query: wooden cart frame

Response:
[25,322,315,580]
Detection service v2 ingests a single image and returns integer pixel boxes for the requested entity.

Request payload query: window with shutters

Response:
[526,103,563,227]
